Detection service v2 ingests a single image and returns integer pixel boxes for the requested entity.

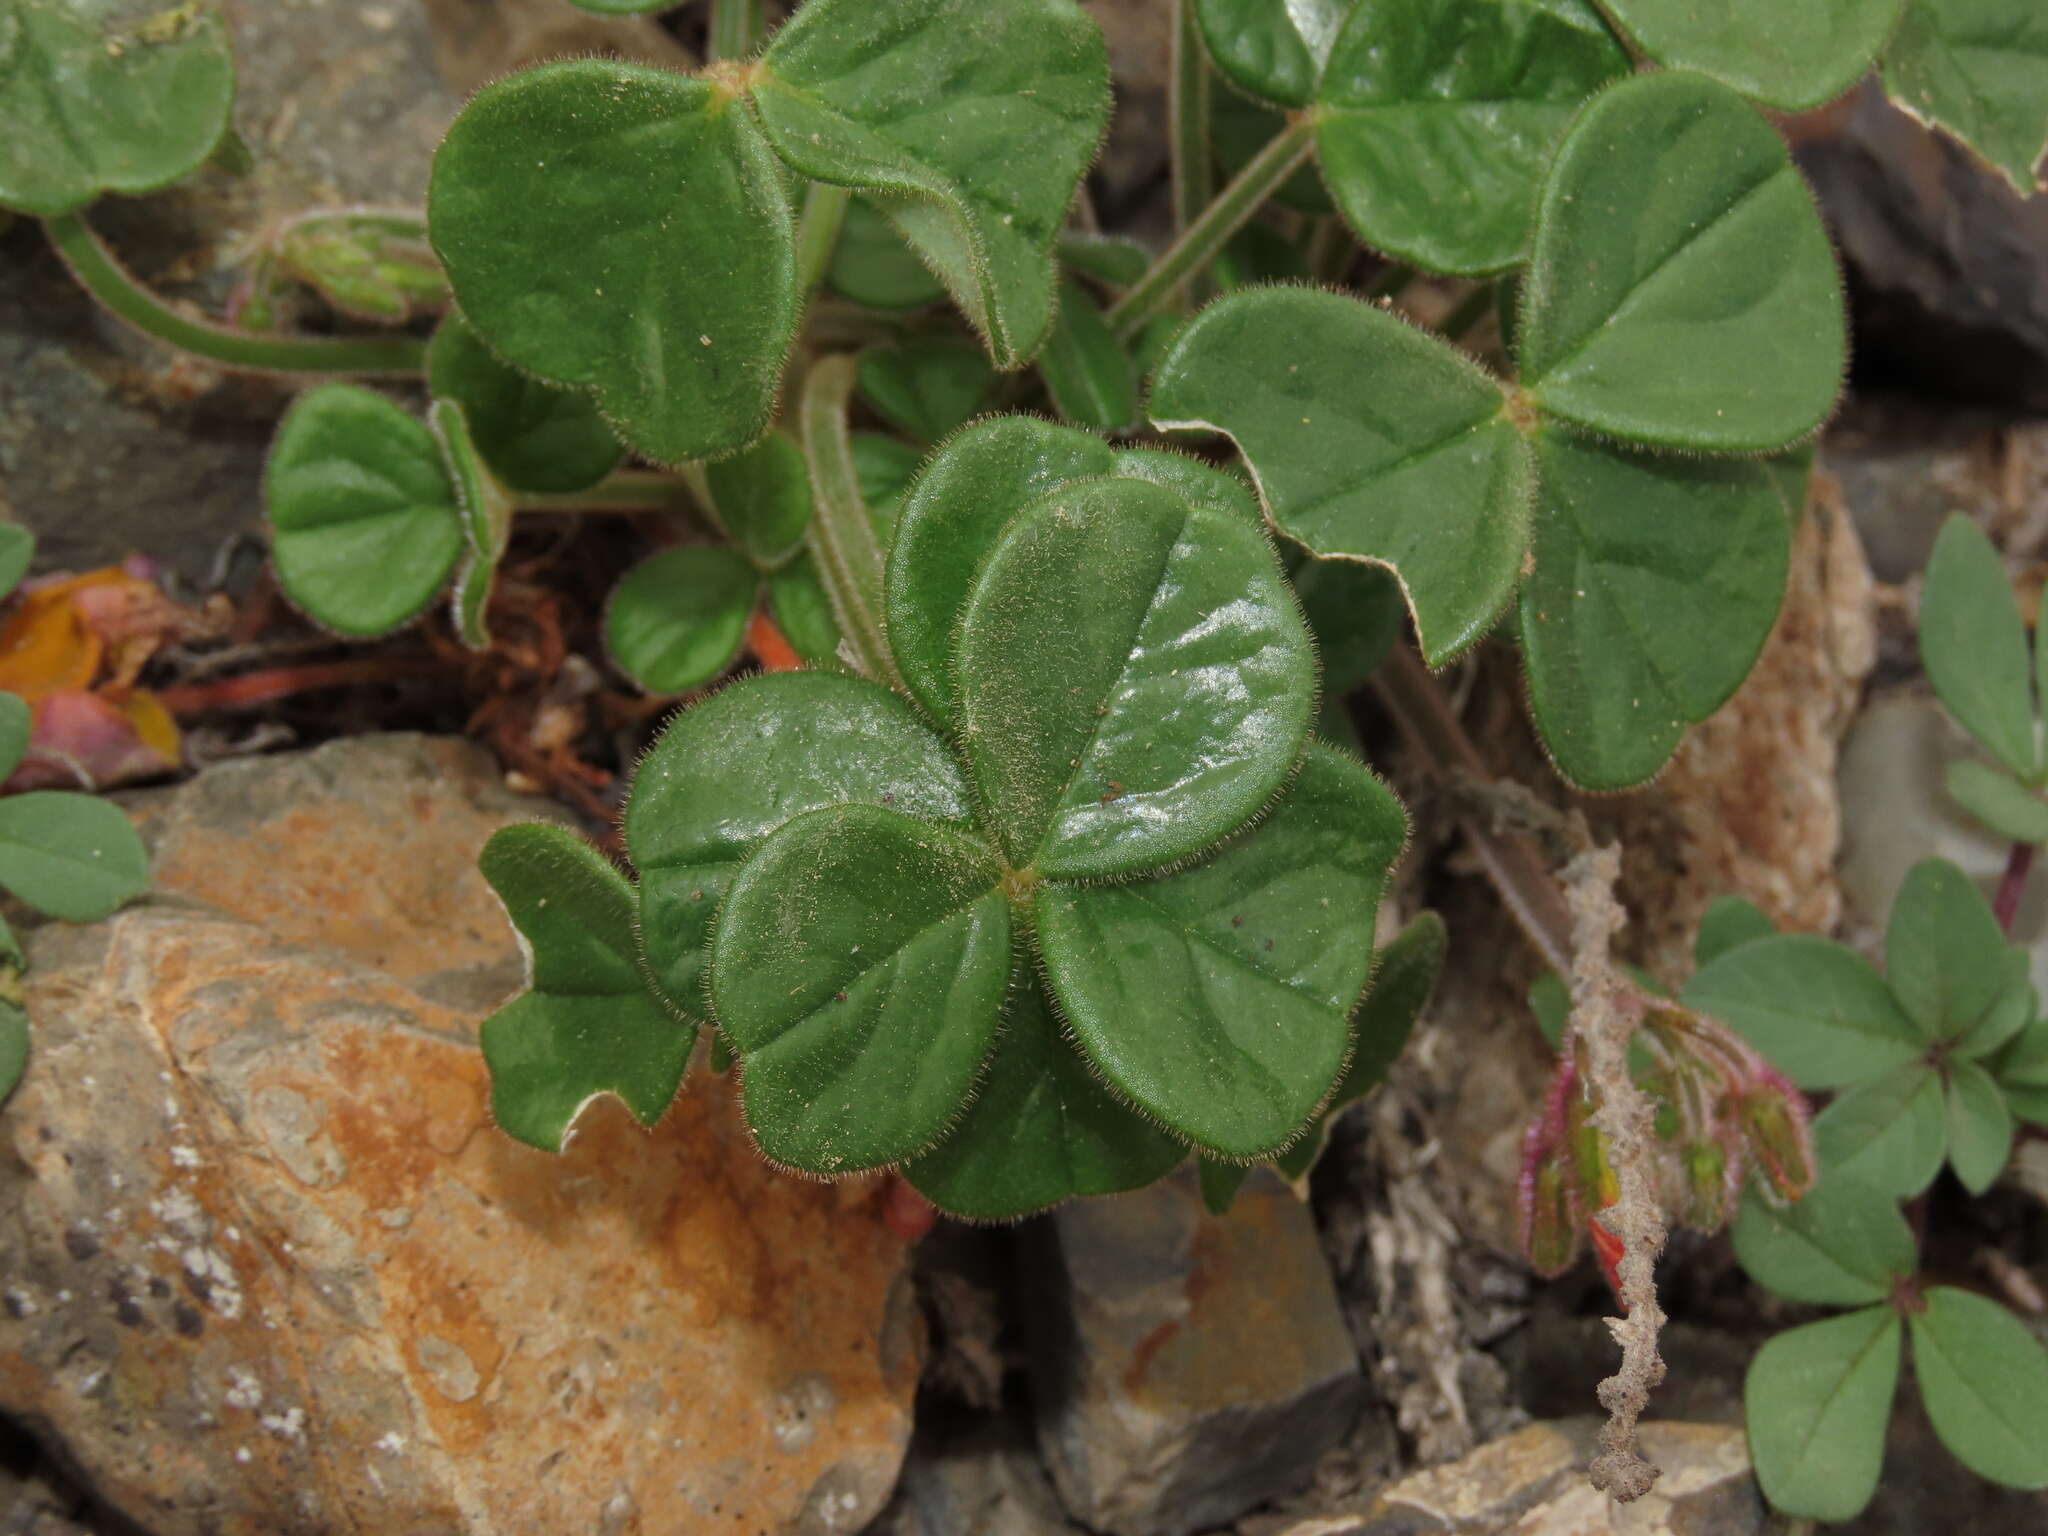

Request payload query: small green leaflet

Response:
[1811,1060,1947,1198]
[0,0,236,217]
[1731,1176,1915,1308]
[477,823,693,1151]
[1884,857,2006,1044]
[0,524,31,598]
[0,694,30,781]
[0,790,150,921]
[1947,758,2048,845]
[1908,1286,2048,1490]
[605,545,756,694]
[430,398,513,651]
[1746,1306,1900,1522]
[1883,0,2048,196]
[1683,935,1924,1089]
[704,431,813,569]
[1192,0,1348,107]
[1919,514,2038,780]
[827,195,948,309]
[856,339,995,444]
[1598,0,1904,111]
[425,312,624,496]
[1038,278,1137,433]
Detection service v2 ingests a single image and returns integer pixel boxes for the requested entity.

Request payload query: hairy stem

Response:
[1169,0,1214,238]
[1995,841,2034,937]
[45,212,427,377]
[1372,644,1575,975]
[798,355,902,689]
[794,182,851,297]
[709,0,765,61]
[514,469,700,515]
[1107,112,1315,341]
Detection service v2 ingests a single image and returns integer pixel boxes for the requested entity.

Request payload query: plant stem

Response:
[1995,841,2035,936]
[709,0,764,61]
[798,355,902,688]
[1169,0,1214,237]
[1106,112,1315,341]
[44,212,427,377]
[513,469,699,515]
[794,182,850,296]
[1373,643,1576,975]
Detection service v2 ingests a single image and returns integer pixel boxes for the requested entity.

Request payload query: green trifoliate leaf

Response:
[1192,0,1346,107]
[856,339,995,444]
[767,554,842,665]
[1314,0,1628,276]
[904,973,1186,1219]
[827,195,947,309]
[1731,1176,1915,1307]
[429,61,800,465]
[0,693,30,781]
[1746,1307,1900,1523]
[477,824,690,1150]
[1944,1058,2013,1194]
[1883,0,2048,195]
[0,524,31,598]
[605,545,756,694]
[1274,909,1444,1185]
[885,418,1259,727]
[425,313,624,497]
[1909,1286,2048,1490]
[1599,0,1903,111]
[956,477,1316,880]
[1947,759,2048,846]
[264,385,465,637]
[1920,514,2038,779]
[1057,230,1151,290]
[1694,895,1776,969]
[0,790,149,921]
[1149,285,1532,666]
[1683,936,1925,1089]
[1036,745,1404,1158]
[430,398,514,651]
[710,805,1011,1174]
[1518,428,1791,791]
[705,431,812,569]
[754,0,1112,369]
[0,0,235,217]
[626,670,973,1011]
[850,432,924,540]
[1813,1061,1948,1198]
[1291,556,1406,697]
[1038,278,1137,433]
[1517,71,1845,452]
[1885,857,2006,1043]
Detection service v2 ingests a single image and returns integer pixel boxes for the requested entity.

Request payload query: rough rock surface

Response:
[0,736,919,1536]
[1021,1168,1366,1536]
[1259,1420,1762,1536]
[869,1422,1082,1536]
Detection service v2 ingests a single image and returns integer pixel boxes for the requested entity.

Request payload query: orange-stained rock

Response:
[0,736,920,1536]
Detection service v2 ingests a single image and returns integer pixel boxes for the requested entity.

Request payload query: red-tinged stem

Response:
[157,657,432,714]
[1995,841,2034,936]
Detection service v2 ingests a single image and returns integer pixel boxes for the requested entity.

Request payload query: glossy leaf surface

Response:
[1885,857,2006,1042]
[265,385,464,637]
[1884,0,2048,194]
[705,431,813,568]
[904,974,1186,1218]
[1518,71,1844,451]
[754,0,1111,367]
[1315,0,1628,275]
[857,339,995,444]
[1731,1176,1915,1307]
[1192,0,1347,106]
[429,62,799,464]
[605,545,756,694]
[710,805,1010,1173]
[627,671,973,1010]
[425,313,623,496]
[1909,1286,2048,1489]
[1919,514,2037,779]
[477,823,692,1150]
[1036,746,1404,1156]
[1149,285,1531,665]
[1600,0,1902,110]
[956,477,1314,879]
[0,789,149,921]
[1518,428,1790,790]
[1812,1061,1947,1198]
[0,0,235,217]
[1746,1307,1899,1522]
[1683,936,1924,1089]
[1038,278,1137,432]
[1274,908,1443,1183]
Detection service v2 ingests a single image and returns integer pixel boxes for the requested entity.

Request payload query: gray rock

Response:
[871,1422,1082,1536]
[1020,1168,1367,1536]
